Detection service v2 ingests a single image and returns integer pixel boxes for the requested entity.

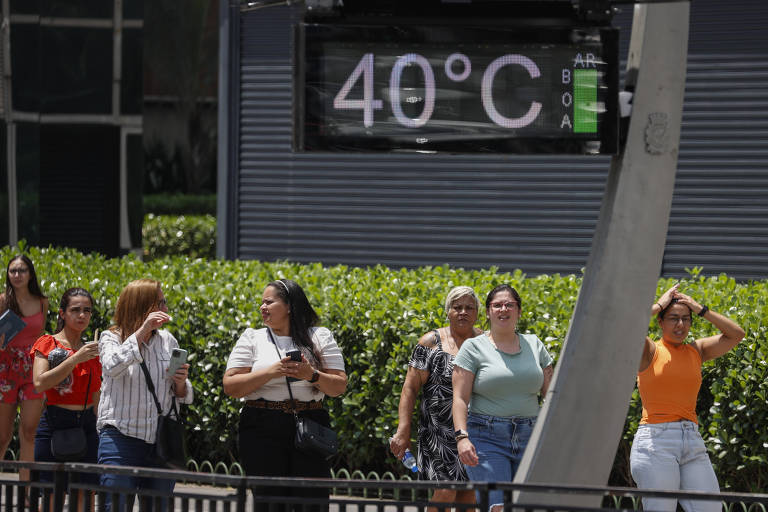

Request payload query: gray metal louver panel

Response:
[233,1,768,280]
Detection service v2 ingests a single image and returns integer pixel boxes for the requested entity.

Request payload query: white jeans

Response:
[630,421,720,512]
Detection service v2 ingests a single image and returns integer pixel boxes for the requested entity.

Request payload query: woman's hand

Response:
[136,311,171,343]
[457,438,479,466]
[73,342,100,364]
[281,354,315,381]
[171,363,190,397]
[673,292,704,315]
[389,430,410,460]
[656,283,679,310]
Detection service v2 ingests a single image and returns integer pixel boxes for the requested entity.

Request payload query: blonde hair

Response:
[444,286,480,316]
[110,279,162,340]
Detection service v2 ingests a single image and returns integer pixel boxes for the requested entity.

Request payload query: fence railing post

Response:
[52,466,67,512]
[478,483,489,512]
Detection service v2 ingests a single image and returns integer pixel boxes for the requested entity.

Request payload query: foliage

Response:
[143,194,217,215]
[142,214,216,261]
[1,244,766,491]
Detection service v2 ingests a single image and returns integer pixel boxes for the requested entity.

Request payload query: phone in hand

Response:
[285,349,302,382]
[167,348,188,378]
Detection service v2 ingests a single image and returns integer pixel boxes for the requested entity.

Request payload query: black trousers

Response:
[239,406,331,512]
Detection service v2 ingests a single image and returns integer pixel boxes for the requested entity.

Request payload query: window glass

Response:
[121,28,143,115]
[41,27,112,114]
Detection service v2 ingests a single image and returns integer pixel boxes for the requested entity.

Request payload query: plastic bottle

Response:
[389,438,418,473]
[400,449,418,473]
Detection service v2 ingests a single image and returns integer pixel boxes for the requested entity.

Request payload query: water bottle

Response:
[401,449,418,473]
[389,437,418,473]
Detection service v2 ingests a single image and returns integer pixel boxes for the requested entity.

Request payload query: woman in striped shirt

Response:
[97,279,193,512]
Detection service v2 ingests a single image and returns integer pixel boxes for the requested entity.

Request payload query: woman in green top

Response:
[452,284,553,509]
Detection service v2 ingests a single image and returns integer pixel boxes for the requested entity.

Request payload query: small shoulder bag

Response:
[266,329,338,459]
[50,372,90,462]
[140,359,188,470]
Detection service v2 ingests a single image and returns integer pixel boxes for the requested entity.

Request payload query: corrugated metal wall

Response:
[230,0,768,280]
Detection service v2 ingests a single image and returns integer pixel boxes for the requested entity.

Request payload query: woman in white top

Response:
[223,279,347,512]
[97,279,193,512]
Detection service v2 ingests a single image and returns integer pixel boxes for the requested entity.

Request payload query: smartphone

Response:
[167,348,188,378]
[285,350,302,382]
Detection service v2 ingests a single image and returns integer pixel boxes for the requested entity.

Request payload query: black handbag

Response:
[50,372,90,462]
[140,360,188,470]
[266,329,338,459]
[294,415,338,457]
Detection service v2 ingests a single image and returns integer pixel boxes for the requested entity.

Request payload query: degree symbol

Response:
[445,53,471,82]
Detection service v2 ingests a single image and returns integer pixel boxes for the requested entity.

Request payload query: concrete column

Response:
[513,2,690,508]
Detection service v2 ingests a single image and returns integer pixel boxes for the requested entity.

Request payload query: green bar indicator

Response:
[574,69,598,133]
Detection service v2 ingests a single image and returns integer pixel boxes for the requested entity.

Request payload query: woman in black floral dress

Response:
[390,286,482,506]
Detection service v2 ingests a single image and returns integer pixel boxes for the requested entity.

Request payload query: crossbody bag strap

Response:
[266,328,298,416]
[139,359,163,416]
[77,370,92,426]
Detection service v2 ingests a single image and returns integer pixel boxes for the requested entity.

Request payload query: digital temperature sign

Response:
[294,23,619,154]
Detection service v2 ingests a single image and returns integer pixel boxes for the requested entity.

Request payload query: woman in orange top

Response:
[630,284,744,512]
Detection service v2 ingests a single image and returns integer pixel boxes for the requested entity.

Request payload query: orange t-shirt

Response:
[30,335,102,407]
[637,339,702,424]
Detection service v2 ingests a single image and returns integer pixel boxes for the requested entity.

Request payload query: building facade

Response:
[219,0,768,280]
[1,0,143,256]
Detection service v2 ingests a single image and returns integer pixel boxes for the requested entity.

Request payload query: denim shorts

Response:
[465,412,536,507]
[630,421,720,512]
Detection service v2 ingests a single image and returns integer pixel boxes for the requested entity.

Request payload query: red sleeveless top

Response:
[30,335,101,406]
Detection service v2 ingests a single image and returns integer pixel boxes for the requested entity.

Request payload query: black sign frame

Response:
[294,22,619,154]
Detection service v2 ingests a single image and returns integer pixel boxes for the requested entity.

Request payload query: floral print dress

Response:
[409,330,467,481]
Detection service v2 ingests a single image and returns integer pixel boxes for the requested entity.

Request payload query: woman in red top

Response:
[31,287,101,484]
[0,254,48,483]
[631,284,745,512]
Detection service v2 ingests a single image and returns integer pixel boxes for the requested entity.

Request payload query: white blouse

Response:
[226,326,345,402]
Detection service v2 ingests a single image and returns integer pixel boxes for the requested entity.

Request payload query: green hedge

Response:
[142,214,216,261]
[2,244,766,491]
[143,194,217,215]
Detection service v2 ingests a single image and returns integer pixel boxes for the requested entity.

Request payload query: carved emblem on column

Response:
[645,112,668,155]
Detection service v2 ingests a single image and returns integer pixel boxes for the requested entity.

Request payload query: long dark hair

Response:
[56,287,95,333]
[268,279,322,366]
[4,254,47,315]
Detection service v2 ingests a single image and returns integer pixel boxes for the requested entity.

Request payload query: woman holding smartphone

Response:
[0,254,48,483]
[97,279,193,512]
[223,279,347,512]
[31,288,101,486]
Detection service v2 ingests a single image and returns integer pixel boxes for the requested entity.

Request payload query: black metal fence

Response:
[1,461,765,512]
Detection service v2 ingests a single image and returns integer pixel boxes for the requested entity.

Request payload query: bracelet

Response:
[698,305,709,317]
[455,434,469,442]
[656,302,664,311]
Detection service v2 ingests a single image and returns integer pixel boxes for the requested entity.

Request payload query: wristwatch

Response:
[309,369,320,383]
[454,429,469,441]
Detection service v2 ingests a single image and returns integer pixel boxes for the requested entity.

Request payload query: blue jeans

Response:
[98,425,174,512]
[630,421,720,512]
[465,412,536,507]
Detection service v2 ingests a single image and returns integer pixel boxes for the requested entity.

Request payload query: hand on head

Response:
[657,283,680,309]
